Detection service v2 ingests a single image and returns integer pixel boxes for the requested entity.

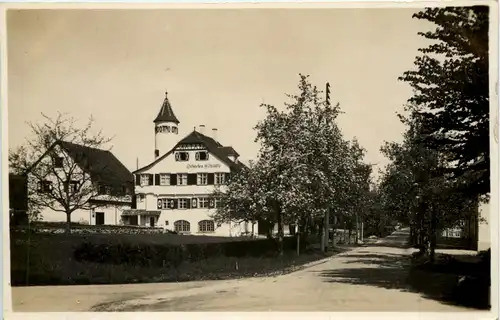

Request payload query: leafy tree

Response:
[9,112,114,233]
[212,160,272,237]
[399,6,490,197]
[379,108,479,261]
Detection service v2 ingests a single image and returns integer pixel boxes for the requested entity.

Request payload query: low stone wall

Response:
[11,223,165,235]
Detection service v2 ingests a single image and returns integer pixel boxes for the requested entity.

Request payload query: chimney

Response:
[212,128,218,141]
[199,125,206,135]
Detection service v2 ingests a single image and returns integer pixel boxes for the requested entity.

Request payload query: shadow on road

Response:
[318,251,490,310]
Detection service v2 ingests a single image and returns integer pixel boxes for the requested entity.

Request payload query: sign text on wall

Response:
[187,163,222,170]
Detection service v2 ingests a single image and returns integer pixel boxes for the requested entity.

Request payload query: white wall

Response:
[29,144,132,225]
[478,199,491,251]
[39,204,132,225]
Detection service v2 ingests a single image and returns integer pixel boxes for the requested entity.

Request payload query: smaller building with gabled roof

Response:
[131,91,253,237]
[23,140,134,225]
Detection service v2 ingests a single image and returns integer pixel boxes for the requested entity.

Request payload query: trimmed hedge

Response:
[10,231,312,286]
[73,236,308,267]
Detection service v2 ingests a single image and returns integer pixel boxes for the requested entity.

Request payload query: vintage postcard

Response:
[1,1,498,319]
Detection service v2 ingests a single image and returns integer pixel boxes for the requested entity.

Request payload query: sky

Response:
[7,8,433,177]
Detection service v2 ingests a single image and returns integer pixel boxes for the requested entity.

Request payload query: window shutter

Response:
[154,174,160,185]
[170,174,177,185]
[172,199,178,209]
[187,174,197,185]
[209,198,215,209]
[225,173,231,183]
[157,199,162,210]
[186,198,191,209]
[168,199,174,209]
[135,174,141,185]
[207,173,215,185]
[148,174,154,185]
[192,198,198,208]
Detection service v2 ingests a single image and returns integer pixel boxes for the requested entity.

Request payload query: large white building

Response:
[25,140,134,225]
[129,91,253,237]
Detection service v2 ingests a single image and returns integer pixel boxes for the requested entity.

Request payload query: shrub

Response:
[72,235,309,267]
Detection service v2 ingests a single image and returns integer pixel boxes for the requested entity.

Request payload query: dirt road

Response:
[11,229,479,312]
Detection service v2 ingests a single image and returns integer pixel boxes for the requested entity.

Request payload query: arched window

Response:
[174,220,190,232]
[198,220,215,233]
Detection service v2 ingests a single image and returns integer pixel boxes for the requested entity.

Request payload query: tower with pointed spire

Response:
[154,91,180,158]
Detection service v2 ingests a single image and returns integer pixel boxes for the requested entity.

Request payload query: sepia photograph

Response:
[1,2,498,317]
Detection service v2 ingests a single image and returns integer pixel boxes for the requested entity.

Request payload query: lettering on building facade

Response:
[187,163,222,170]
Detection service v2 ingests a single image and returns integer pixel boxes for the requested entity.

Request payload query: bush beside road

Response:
[10,229,350,286]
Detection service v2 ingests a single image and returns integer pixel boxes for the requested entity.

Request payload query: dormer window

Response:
[52,156,64,168]
[175,152,189,162]
[65,180,79,193]
[121,185,130,195]
[38,180,52,193]
[195,151,209,161]
[98,184,107,195]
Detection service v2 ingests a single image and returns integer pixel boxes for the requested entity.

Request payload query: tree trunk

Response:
[355,214,359,244]
[65,212,72,234]
[429,208,437,264]
[276,205,284,256]
[296,229,300,256]
[320,219,325,252]
[251,222,255,238]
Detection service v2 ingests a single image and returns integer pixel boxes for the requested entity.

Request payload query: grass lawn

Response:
[10,231,339,286]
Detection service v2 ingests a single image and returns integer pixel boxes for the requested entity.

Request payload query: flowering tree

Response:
[212,160,273,237]
[213,75,372,254]
[9,112,114,233]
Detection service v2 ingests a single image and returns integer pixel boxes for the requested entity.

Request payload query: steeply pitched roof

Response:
[59,141,134,189]
[134,130,247,173]
[219,146,240,157]
[27,140,134,194]
[154,91,180,124]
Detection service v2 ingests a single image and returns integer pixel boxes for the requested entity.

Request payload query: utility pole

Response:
[323,82,331,252]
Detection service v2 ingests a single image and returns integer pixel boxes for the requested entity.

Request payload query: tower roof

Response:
[154,91,180,124]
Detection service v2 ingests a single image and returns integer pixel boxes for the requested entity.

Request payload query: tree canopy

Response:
[399,6,490,197]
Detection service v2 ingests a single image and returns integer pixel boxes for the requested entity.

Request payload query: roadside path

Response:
[12,229,477,312]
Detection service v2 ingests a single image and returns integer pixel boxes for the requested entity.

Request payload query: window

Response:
[172,127,178,134]
[157,198,169,209]
[195,151,209,161]
[199,197,209,209]
[38,180,52,193]
[215,173,226,185]
[53,156,64,168]
[197,173,208,185]
[177,174,188,185]
[140,174,149,186]
[175,152,189,161]
[66,180,78,193]
[215,198,223,208]
[198,220,215,233]
[174,220,190,232]
[137,194,145,202]
[160,174,170,185]
[178,198,188,209]
[98,184,106,195]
